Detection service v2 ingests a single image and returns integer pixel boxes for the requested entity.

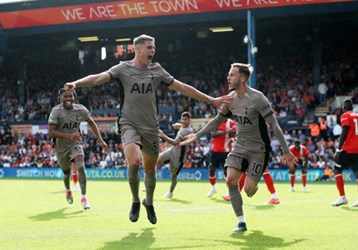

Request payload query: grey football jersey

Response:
[48,103,90,153]
[108,60,174,131]
[171,126,193,161]
[224,87,272,153]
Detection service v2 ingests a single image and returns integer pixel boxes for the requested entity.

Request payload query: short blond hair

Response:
[231,63,254,79]
[133,34,155,46]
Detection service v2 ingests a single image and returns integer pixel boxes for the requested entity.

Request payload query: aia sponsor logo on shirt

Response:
[232,115,253,126]
[62,122,79,130]
[130,82,153,94]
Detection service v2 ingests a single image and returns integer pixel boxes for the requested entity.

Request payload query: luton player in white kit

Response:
[48,89,108,209]
[157,112,193,198]
[181,63,297,232]
[64,34,231,224]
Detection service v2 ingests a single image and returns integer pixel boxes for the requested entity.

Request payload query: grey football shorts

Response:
[120,123,160,157]
[57,144,84,171]
[225,149,269,182]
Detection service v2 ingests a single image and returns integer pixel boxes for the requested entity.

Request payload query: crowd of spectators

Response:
[0,124,345,171]
[1,39,356,125]
[0,127,123,169]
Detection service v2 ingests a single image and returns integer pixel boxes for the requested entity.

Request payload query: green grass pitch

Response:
[0,179,357,249]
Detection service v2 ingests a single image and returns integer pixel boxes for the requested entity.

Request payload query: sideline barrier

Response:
[0,168,355,182]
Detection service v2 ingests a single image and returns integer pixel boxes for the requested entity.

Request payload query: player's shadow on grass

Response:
[99,228,155,250]
[164,198,191,204]
[219,230,305,249]
[49,191,66,194]
[245,204,276,210]
[29,208,84,221]
[211,197,232,204]
[341,206,358,212]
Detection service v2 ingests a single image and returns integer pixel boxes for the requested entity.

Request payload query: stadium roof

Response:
[1,0,357,57]
[1,0,357,37]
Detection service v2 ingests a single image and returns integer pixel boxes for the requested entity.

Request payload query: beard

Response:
[229,81,242,91]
